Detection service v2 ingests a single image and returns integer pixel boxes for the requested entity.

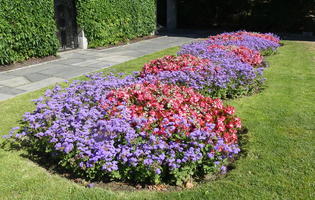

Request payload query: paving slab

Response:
[0,74,17,81]
[71,59,105,67]
[0,93,15,101]
[50,66,97,79]
[96,55,136,63]
[78,51,111,58]
[0,86,26,95]
[59,52,89,59]
[38,64,75,75]
[4,64,57,76]
[0,77,31,87]
[61,50,107,60]
[57,57,87,65]
[80,62,113,69]
[16,77,65,92]
[0,35,197,101]
[107,50,150,57]
[24,73,52,82]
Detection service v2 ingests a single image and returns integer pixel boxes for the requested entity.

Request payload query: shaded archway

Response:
[157,0,177,30]
[54,0,78,49]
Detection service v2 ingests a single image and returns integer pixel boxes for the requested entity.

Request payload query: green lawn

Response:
[0,42,314,200]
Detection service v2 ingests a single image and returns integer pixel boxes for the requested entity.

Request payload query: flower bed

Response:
[167,31,280,98]
[142,39,271,98]
[207,44,263,66]
[207,31,280,54]
[141,53,264,98]
[8,76,241,185]
[7,31,280,187]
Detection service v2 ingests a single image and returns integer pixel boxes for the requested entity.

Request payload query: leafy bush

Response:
[76,0,156,48]
[7,75,241,185]
[0,0,59,65]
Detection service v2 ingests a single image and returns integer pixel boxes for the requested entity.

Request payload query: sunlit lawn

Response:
[0,42,314,200]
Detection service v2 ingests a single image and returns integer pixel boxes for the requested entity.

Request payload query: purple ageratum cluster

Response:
[8,73,240,185]
[143,65,264,99]
[211,34,280,52]
[145,42,265,98]
[207,31,281,52]
[170,31,281,98]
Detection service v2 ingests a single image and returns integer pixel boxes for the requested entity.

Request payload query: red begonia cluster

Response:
[100,82,241,144]
[140,54,210,76]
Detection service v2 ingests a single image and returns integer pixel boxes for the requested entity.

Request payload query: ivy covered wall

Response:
[0,0,157,65]
[76,0,156,48]
[0,0,60,65]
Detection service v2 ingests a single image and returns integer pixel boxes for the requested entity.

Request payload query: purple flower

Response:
[155,168,161,174]
[220,166,227,174]
[87,183,95,188]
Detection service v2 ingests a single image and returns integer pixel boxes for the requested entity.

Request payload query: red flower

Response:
[100,82,241,144]
[140,54,210,76]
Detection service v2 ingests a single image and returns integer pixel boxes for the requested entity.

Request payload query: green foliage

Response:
[76,0,156,48]
[261,48,278,56]
[0,0,60,65]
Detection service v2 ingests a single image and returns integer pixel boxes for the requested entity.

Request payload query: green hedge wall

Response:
[76,0,156,48]
[0,0,59,65]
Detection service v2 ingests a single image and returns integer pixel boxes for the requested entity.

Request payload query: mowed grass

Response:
[0,42,314,200]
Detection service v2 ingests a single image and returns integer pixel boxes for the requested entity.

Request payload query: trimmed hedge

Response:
[76,0,156,48]
[0,0,60,65]
[0,0,156,65]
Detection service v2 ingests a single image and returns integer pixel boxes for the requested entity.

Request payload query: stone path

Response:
[0,36,196,101]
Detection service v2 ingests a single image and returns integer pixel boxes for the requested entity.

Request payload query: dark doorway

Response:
[176,0,315,33]
[157,0,167,29]
[54,0,78,49]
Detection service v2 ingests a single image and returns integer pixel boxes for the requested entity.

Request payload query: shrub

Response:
[7,75,241,185]
[76,0,156,48]
[0,0,59,65]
